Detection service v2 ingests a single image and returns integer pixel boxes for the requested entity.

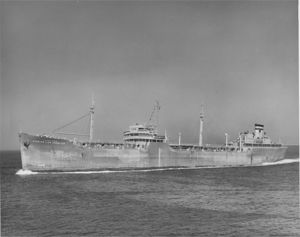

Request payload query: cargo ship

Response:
[19,101,287,171]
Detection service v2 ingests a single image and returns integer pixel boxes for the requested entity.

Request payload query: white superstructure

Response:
[123,124,165,148]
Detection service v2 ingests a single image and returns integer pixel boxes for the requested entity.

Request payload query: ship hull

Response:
[19,133,287,171]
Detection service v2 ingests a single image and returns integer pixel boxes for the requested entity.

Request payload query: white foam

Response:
[57,170,130,174]
[15,167,198,175]
[262,158,299,166]
[16,169,39,175]
[49,168,193,174]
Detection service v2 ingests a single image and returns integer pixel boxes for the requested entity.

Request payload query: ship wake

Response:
[16,169,39,175]
[16,167,196,175]
[261,158,299,166]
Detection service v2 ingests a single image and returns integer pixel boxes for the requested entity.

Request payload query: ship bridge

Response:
[123,124,165,148]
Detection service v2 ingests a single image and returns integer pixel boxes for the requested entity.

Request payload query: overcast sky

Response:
[1,0,298,150]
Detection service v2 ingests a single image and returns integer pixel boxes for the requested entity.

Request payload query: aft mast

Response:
[89,95,95,143]
[199,105,204,147]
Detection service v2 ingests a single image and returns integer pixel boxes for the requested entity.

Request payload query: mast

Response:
[89,95,95,143]
[225,133,228,148]
[199,105,204,147]
[156,101,160,134]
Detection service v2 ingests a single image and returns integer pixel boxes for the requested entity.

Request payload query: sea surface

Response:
[1,146,299,236]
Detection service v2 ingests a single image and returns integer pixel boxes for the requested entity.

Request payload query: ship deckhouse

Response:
[123,124,165,147]
[237,123,281,148]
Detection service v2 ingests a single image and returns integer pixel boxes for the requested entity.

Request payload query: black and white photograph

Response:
[1,0,299,236]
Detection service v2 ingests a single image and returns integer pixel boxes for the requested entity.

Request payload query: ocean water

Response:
[1,146,299,236]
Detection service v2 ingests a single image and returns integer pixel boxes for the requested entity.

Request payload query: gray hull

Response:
[19,133,287,171]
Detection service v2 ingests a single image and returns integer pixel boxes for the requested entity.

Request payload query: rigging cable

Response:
[52,112,90,134]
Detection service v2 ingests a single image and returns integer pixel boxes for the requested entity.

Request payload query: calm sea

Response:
[1,146,299,236]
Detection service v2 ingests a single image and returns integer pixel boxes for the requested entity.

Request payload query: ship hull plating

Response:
[19,133,287,171]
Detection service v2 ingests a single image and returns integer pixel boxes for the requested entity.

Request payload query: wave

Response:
[15,158,299,175]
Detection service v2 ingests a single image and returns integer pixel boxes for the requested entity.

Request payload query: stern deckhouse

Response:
[236,124,283,149]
